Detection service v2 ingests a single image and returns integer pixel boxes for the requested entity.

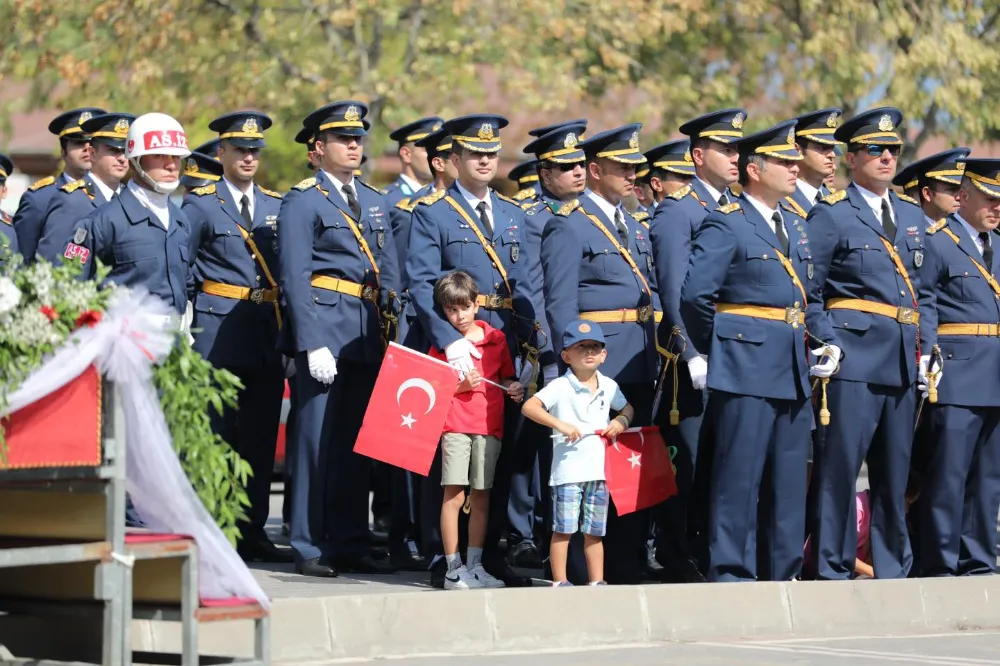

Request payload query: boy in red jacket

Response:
[430,270,524,589]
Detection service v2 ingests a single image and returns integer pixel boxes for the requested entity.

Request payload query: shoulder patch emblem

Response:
[896,193,920,206]
[258,186,283,199]
[29,175,56,191]
[556,199,580,217]
[192,184,217,197]
[820,189,848,206]
[293,177,317,192]
[718,202,742,215]
[61,179,86,193]
[669,184,692,201]
[926,218,948,235]
[418,189,447,206]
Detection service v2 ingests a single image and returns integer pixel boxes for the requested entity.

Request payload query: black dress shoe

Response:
[336,554,398,574]
[430,557,447,589]
[368,530,389,546]
[390,549,428,571]
[238,535,295,563]
[295,557,338,577]
[507,541,543,569]
[484,557,532,587]
[655,555,706,583]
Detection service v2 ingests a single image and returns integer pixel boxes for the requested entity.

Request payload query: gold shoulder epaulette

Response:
[29,175,55,191]
[418,189,447,206]
[669,184,692,201]
[926,218,948,235]
[395,197,416,213]
[556,199,580,216]
[495,191,518,206]
[192,184,216,197]
[718,202,742,214]
[293,177,317,192]
[513,188,536,201]
[781,197,807,219]
[356,178,381,195]
[60,179,86,193]
[897,192,919,206]
[820,189,848,205]
[633,211,650,222]
[520,200,536,210]
[259,186,282,199]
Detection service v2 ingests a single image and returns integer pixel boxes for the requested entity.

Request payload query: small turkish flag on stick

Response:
[354,343,459,475]
[603,426,678,515]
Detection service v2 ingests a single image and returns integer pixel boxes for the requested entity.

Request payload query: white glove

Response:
[284,357,297,379]
[809,344,842,378]
[444,338,482,377]
[307,347,338,385]
[917,355,943,397]
[687,355,708,391]
[182,301,194,345]
[542,364,559,386]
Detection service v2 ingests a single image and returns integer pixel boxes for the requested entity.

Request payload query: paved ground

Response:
[293,631,1000,665]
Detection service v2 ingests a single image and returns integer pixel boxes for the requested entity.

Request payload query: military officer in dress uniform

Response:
[541,123,662,584]
[278,101,400,578]
[14,107,105,263]
[914,159,1000,577]
[681,121,814,581]
[647,108,746,580]
[0,153,18,260]
[180,139,224,193]
[35,113,134,263]
[406,113,540,589]
[508,159,541,205]
[506,122,589,570]
[893,148,970,226]
[643,140,696,207]
[182,111,290,563]
[806,107,931,580]
[382,116,444,208]
[786,109,842,217]
[633,164,655,216]
[64,113,194,314]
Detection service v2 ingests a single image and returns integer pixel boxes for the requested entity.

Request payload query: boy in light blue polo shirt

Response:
[522,320,634,586]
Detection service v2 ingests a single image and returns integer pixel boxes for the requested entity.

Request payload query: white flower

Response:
[0,277,21,317]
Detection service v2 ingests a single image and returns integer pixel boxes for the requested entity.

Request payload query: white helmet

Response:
[126,112,191,194]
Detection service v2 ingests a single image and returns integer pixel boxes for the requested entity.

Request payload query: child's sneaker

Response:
[552,580,574,587]
[444,565,482,590]
[468,563,506,588]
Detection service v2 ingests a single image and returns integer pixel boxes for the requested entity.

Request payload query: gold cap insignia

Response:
[578,323,592,333]
[956,161,966,171]
[242,117,259,134]
[79,111,93,124]
[344,105,360,122]
[826,112,839,128]
[732,112,745,130]
[684,150,693,163]
[114,118,130,134]
[185,158,199,175]
[564,132,578,149]
[629,131,639,149]
[477,123,495,141]
[786,126,795,144]
[433,122,442,131]
[878,114,894,132]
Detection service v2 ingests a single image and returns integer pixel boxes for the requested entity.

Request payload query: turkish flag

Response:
[603,426,678,515]
[353,342,458,475]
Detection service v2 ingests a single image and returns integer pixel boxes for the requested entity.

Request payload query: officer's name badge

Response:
[265,215,277,226]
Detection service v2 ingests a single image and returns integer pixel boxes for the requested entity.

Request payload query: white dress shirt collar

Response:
[743,193,781,234]
[223,177,254,219]
[955,213,987,255]
[854,181,895,225]
[89,173,119,202]
[585,188,623,224]
[696,176,725,205]
[797,179,820,205]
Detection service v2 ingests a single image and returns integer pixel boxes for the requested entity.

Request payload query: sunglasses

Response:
[863,144,901,157]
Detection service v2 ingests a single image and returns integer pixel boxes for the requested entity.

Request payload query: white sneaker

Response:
[468,562,506,588]
[444,565,482,590]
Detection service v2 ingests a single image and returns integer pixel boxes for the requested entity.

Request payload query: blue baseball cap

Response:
[563,320,606,348]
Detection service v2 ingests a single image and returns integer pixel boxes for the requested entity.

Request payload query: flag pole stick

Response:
[388,342,510,391]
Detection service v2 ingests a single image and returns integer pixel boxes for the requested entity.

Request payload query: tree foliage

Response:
[2,0,999,188]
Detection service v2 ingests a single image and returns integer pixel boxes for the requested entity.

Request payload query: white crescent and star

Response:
[611,428,643,455]
[397,377,437,429]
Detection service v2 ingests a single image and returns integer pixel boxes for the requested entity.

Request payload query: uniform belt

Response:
[580,307,663,324]
[826,298,919,325]
[476,294,513,310]
[716,303,805,327]
[201,280,278,304]
[938,323,1000,337]
[311,275,378,302]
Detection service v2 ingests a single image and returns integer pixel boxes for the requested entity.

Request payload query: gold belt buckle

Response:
[485,294,503,309]
[784,306,802,328]
[637,305,652,323]
[362,285,375,301]
[249,288,265,305]
[896,306,915,324]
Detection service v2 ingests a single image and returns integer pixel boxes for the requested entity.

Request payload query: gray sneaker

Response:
[444,564,483,590]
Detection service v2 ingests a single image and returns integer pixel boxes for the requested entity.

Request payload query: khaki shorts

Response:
[440,432,501,490]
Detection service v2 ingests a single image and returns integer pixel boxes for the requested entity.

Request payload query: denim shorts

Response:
[551,480,609,537]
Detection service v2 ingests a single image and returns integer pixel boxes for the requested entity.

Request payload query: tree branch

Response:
[401,3,425,76]
[911,100,939,155]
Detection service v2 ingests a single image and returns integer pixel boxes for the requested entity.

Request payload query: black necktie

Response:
[815,191,823,204]
[476,201,492,236]
[342,183,361,219]
[718,193,729,207]
[980,232,994,272]
[239,194,252,229]
[614,209,629,247]
[881,199,896,239]
[773,211,789,254]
